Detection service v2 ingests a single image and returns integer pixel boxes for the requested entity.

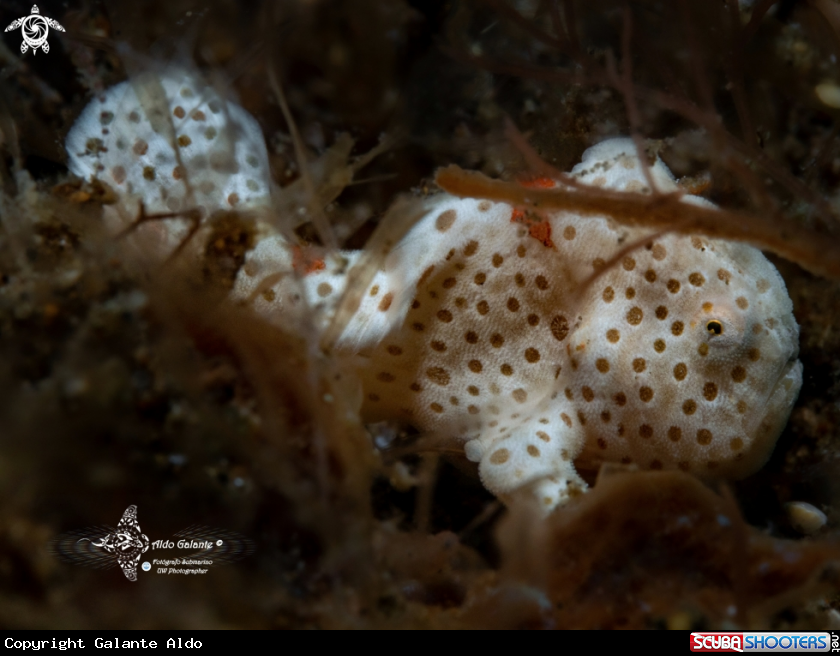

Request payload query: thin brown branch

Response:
[616,5,658,194]
[479,0,572,54]
[503,116,618,194]
[115,203,204,264]
[809,0,840,60]
[677,0,716,113]
[458,500,503,539]
[442,47,724,142]
[743,0,780,44]
[267,63,338,251]
[453,49,836,226]
[435,163,840,278]
[804,123,840,186]
[574,230,671,303]
[717,147,780,214]
[725,0,757,143]
[722,131,838,223]
[561,0,581,53]
[548,0,567,44]
[503,116,566,180]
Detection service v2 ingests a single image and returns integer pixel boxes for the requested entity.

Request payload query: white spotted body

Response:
[65,72,802,513]
[65,67,272,257]
[351,195,589,505]
[319,139,802,510]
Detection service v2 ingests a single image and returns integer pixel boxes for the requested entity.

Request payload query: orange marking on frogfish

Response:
[510,207,556,249]
[529,220,555,248]
[292,245,326,275]
[519,176,557,189]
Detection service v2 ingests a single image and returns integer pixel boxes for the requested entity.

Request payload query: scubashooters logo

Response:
[690,632,833,652]
[50,505,254,581]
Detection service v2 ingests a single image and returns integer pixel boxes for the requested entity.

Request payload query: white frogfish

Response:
[66,67,803,513]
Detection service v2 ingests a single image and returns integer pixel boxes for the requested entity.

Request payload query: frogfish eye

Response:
[707,319,724,336]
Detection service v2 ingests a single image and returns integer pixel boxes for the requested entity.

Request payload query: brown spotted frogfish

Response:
[239,139,802,513]
[65,68,802,513]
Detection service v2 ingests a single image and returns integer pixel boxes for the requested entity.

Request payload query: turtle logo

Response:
[4,5,64,55]
[81,505,150,581]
